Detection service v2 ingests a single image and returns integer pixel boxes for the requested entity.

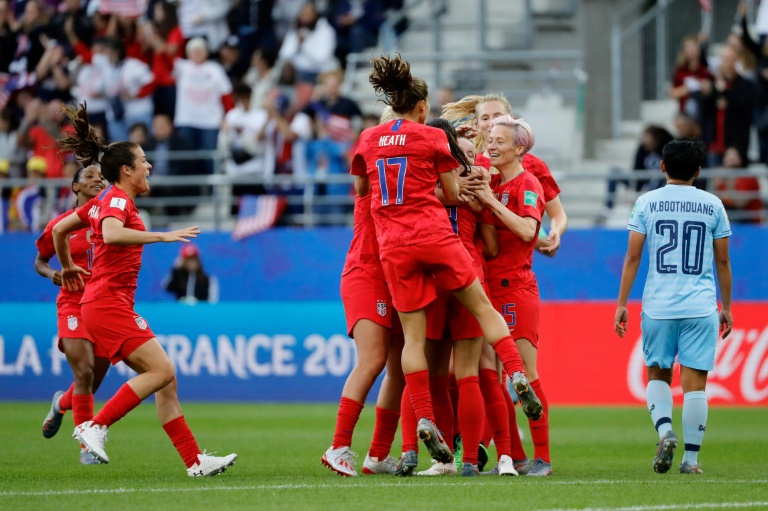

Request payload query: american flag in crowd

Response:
[232,195,287,241]
[698,0,712,13]
[0,72,36,110]
[98,0,148,17]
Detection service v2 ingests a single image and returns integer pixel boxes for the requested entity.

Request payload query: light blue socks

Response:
[646,380,674,438]
[682,391,708,466]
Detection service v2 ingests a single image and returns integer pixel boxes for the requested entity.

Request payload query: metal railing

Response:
[2,159,765,232]
[611,0,755,138]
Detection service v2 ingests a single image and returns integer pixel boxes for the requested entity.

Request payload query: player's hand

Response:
[50,270,63,287]
[455,125,478,139]
[614,306,629,338]
[161,226,200,243]
[719,308,733,339]
[474,181,496,205]
[61,265,89,292]
[539,230,561,255]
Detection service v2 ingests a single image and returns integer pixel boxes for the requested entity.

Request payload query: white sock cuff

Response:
[684,391,707,401]
[647,380,671,391]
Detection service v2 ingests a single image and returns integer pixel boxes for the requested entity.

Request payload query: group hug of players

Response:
[320,55,568,477]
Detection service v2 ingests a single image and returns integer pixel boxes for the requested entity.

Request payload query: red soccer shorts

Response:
[489,285,540,347]
[81,297,156,364]
[379,235,477,313]
[56,312,108,358]
[425,290,449,340]
[445,263,486,341]
[341,267,402,338]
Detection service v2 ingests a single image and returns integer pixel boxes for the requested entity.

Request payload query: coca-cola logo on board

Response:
[627,325,768,403]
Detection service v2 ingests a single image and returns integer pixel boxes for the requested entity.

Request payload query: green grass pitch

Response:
[1,402,766,511]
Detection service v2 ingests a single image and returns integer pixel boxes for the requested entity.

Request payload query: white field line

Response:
[0,479,766,498]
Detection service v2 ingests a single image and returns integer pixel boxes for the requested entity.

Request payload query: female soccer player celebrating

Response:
[37,165,110,464]
[351,55,542,466]
[474,116,552,476]
[52,102,237,477]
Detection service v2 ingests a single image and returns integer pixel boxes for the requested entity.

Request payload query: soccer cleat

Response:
[461,462,480,477]
[80,448,102,465]
[417,418,453,464]
[679,461,703,474]
[480,466,499,476]
[511,372,543,421]
[394,450,418,477]
[514,457,532,475]
[187,451,238,477]
[73,421,109,464]
[321,446,358,477]
[477,442,489,472]
[42,390,65,439]
[527,457,552,476]
[362,454,398,475]
[417,460,457,476]
[497,455,519,476]
[653,430,679,474]
[453,434,463,470]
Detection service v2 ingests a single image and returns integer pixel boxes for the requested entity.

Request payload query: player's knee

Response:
[153,361,176,389]
[73,362,95,388]
[357,355,387,380]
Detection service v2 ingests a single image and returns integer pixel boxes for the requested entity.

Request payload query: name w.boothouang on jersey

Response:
[648,200,715,216]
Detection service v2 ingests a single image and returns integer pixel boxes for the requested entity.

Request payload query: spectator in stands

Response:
[128,122,149,146]
[48,0,94,49]
[220,82,270,200]
[301,69,361,215]
[68,36,114,139]
[141,0,184,119]
[738,2,768,164]
[243,47,279,112]
[145,113,197,215]
[272,0,305,41]
[0,108,21,177]
[173,37,234,175]
[669,35,712,121]
[18,98,73,179]
[278,2,337,99]
[34,37,73,103]
[107,40,155,144]
[7,0,48,76]
[701,45,756,167]
[673,112,702,140]
[715,146,762,224]
[105,13,150,63]
[332,0,385,68]
[598,125,674,223]
[230,0,278,54]
[0,0,17,73]
[220,34,249,83]
[177,0,231,52]
[163,243,218,304]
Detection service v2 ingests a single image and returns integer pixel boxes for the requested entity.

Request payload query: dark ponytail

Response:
[427,118,472,176]
[369,54,428,114]
[57,102,138,184]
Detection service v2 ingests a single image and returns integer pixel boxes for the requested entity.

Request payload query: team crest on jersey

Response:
[377,301,387,317]
[501,193,509,206]
[134,316,148,330]
[67,316,78,331]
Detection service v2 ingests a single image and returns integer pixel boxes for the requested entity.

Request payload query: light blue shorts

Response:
[640,311,719,371]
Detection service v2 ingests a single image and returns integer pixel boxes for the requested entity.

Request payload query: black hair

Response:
[256,47,278,69]
[58,102,139,184]
[427,117,472,176]
[71,164,101,207]
[369,54,428,115]
[662,138,706,181]
[232,82,253,100]
[643,125,674,152]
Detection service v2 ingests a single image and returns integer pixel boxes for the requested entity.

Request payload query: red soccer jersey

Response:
[484,171,545,291]
[36,211,94,316]
[351,119,460,250]
[445,204,481,264]
[342,194,385,280]
[475,152,560,203]
[76,185,145,306]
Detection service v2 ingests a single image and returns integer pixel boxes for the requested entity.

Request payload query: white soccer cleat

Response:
[362,453,398,475]
[497,455,520,476]
[417,459,458,476]
[80,447,102,465]
[321,445,358,477]
[73,421,109,464]
[187,451,238,477]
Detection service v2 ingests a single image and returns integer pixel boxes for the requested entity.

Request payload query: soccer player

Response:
[321,189,405,477]
[473,116,552,477]
[351,54,542,467]
[615,138,733,475]
[36,165,111,464]
[52,102,238,477]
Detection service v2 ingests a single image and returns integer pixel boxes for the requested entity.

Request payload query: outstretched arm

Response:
[101,217,200,246]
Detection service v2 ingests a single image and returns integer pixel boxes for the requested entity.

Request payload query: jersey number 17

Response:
[376,157,408,206]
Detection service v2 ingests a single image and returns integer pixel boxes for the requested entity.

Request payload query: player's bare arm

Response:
[539,196,568,255]
[354,175,370,197]
[615,230,646,338]
[52,212,90,292]
[438,168,460,203]
[34,253,62,286]
[475,181,537,242]
[101,217,200,245]
[713,236,733,339]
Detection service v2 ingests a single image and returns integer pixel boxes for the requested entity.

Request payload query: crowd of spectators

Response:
[0,0,408,232]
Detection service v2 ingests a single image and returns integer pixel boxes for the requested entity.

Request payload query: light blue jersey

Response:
[628,184,731,319]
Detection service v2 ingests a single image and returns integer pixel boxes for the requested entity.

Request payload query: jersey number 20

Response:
[376,157,408,206]
[655,219,705,275]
